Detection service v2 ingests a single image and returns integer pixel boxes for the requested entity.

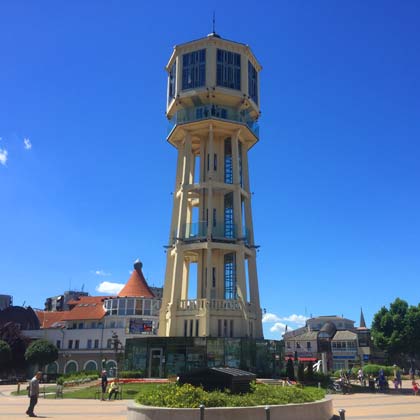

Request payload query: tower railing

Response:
[177,298,243,312]
[175,222,250,244]
[167,104,259,137]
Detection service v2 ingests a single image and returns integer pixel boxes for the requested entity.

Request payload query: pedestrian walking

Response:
[101,370,108,401]
[26,371,42,417]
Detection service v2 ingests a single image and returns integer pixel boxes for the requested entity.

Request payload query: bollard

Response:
[199,404,205,420]
[265,405,271,420]
[339,408,346,420]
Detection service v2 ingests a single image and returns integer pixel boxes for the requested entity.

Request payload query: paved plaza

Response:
[2,383,420,419]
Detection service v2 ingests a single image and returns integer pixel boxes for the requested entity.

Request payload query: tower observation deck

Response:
[159,33,263,339]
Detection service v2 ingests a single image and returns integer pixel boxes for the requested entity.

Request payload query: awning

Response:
[284,357,317,362]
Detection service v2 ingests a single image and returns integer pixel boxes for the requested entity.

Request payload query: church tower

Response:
[159,32,263,339]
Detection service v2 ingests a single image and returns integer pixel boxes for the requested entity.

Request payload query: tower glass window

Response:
[224,253,237,299]
[248,61,258,105]
[168,62,176,104]
[224,193,234,238]
[182,49,206,90]
[217,49,241,90]
[224,138,233,184]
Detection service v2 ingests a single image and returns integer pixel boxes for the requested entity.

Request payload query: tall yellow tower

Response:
[159,32,263,339]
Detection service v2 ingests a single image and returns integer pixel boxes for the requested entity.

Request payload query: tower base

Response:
[124,336,282,378]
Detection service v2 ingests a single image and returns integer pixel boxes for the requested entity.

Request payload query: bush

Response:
[362,364,393,377]
[135,383,325,408]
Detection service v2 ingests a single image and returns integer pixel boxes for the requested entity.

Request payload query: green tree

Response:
[24,339,58,370]
[0,322,30,371]
[371,298,420,364]
[0,339,12,368]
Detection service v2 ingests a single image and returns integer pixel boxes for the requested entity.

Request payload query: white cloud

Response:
[23,138,32,150]
[270,322,288,334]
[94,269,111,277]
[281,314,308,326]
[96,281,124,295]
[0,148,8,166]
[262,313,281,323]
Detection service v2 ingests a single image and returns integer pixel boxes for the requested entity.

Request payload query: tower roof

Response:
[359,308,367,329]
[118,260,155,298]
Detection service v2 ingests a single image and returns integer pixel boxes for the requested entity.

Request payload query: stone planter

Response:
[127,397,334,420]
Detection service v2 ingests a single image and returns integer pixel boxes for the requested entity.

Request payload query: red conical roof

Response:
[118,261,155,298]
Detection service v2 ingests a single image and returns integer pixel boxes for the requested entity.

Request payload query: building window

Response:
[75,340,79,349]
[107,339,112,349]
[213,208,216,227]
[87,339,92,349]
[218,319,222,337]
[212,267,216,288]
[78,323,83,329]
[68,340,73,349]
[94,339,99,349]
[230,320,234,337]
[248,61,258,105]
[223,319,228,337]
[195,319,199,336]
[184,320,188,337]
[286,342,291,349]
[296,342,301,349]
[224,253,237,299]
[224,138,233,184]
[168,62,176,104]
[307,342,311,349]
[214,153,217,171]
[217,49,241,90]
[182,49,206,90]
[56,340,61,349]
[189,319,194,337]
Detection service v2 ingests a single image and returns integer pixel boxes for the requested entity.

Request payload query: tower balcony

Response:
[173,222,249,244]
[177,298,243,312]
[167,104,259,138]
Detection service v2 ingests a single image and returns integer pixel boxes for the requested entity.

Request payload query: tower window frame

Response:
[248,61,258,105]
[217,49,241,90]
[182,49,206,90]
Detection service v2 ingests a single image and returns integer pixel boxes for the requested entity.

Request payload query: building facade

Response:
[25,261,162,375]
[283,313,371,372]
[159,31,263,339]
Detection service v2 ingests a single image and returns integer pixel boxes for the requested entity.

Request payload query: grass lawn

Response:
[12,382,159,399]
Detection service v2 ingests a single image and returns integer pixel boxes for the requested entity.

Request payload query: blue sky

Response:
[1,1,419,339]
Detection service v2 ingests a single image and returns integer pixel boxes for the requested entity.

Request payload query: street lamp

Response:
[111,331,124,378]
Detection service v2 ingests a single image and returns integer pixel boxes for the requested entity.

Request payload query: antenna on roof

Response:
[212,11,216,34]
[81,284,85,292]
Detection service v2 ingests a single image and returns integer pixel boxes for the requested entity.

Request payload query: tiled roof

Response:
[118,261,155,298]
[332,330,357,340]
[61,296,106,321]
[36,310,67,328]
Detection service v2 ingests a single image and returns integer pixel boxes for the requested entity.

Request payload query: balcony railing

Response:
[174,222,249,243]
[168,104,259,137]
[177,299,243,312]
